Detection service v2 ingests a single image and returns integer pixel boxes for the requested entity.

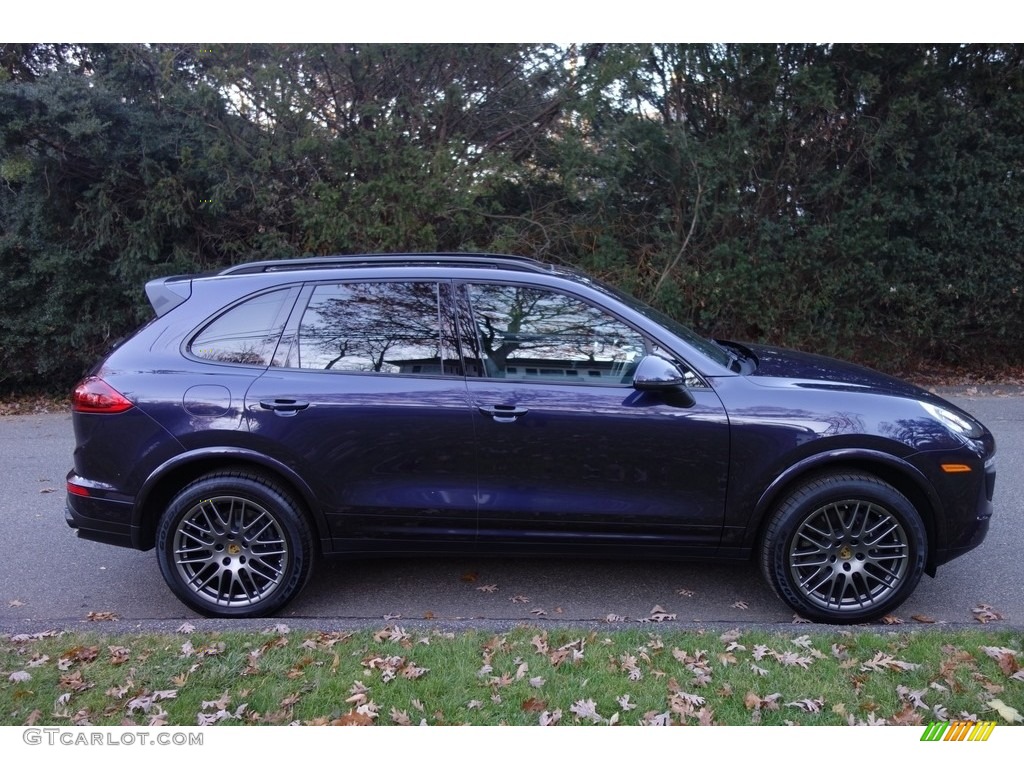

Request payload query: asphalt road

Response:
[1,392,1021,633]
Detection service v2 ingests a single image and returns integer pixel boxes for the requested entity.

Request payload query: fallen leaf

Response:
[677,588,695,597]
[86,611,119,622]
[9,671,31,683]
[617,694,637,711]
[39,488,56,494]
[8,599,25,608]
[460,571,479,583]
[530,608,547,617]
[570,698,604,723]
[390,708,412,726]
[509,595,530,604]
[881,614,904,625]
[476,584,498,593]
[422,611,435,620]
[860,651,920,673]
[521,697,547,712]
[176,622,196,634]
[787,698,824,713]
[775,651,813,669]
[972,604,1004,623]
[911,614,936,624]
[732,601,748,610]
[332,711,375,726]
[539,709,561,726]
[980,646,1021,676]
[989,699,1024,723]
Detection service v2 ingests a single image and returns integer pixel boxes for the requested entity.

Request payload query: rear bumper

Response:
[65,471,141,549]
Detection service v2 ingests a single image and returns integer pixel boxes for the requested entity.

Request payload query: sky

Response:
[5,1,1021,42]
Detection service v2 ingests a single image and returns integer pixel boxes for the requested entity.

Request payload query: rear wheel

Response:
[760,473,927,623]
[156,471,314,618]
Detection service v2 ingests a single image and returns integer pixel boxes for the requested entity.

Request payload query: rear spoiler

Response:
[145,276,193,317]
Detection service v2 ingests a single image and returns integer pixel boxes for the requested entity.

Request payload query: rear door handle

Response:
[478,404,529,423]
[259,398,310,414]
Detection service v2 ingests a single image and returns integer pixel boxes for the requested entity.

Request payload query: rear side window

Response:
[190,287,298,366]
[287,282,453,375]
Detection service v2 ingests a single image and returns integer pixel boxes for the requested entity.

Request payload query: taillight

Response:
[72,377,134,414]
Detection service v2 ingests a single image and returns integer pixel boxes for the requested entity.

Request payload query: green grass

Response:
[2,625,1022,726]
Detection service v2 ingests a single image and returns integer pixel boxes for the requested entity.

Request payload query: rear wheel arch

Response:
[133,451,324,551]
[155,468,316,617]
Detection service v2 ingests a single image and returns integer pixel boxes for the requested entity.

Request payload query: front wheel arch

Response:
[759,471,928,623]
[750,455,941,574]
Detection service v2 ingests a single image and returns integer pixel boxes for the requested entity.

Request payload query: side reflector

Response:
[941,464,972,474]
[67,482,91,497]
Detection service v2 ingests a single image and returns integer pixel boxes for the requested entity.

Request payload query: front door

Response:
[457,282,730,557]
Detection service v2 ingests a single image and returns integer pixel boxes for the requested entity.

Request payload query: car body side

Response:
[66,264,995,586]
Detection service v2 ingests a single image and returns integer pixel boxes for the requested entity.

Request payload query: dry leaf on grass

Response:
[988,699,1023,723]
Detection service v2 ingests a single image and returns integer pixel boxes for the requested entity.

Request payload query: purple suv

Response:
[66,254,996,622]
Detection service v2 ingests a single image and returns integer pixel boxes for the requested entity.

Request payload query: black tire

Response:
[156,470,314,618]
[760,472,927,624]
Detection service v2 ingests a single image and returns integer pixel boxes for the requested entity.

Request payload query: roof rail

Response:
[219,253,555,276]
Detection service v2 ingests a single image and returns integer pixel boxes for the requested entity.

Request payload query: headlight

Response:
[920,402,985,440]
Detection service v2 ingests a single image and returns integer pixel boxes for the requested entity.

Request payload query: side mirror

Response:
[632,355,686,390]
[632,355,696,407]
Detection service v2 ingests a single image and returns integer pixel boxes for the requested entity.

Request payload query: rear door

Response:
[245,279,478,551]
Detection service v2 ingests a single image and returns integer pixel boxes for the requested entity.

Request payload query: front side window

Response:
[288,281,451,375]
[463,284,647,384]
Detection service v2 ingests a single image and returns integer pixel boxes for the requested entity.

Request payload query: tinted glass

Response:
[465,284,647,384]
[190,287,297,366]
[293,282,450,375]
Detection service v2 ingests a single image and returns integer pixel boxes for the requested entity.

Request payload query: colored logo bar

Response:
[921,721,997,741]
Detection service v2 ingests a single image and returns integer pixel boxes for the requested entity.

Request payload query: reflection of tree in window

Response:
[468,285,645,382]
[298,283,446,374]
[191,288,295,366]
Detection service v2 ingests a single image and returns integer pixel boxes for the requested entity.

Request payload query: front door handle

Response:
[478,404,529,423]
[259,398,310,414]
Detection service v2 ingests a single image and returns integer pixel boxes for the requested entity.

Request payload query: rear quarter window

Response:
[190,287,299,366]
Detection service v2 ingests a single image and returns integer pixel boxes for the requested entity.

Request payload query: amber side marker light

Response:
[940,464,973,473]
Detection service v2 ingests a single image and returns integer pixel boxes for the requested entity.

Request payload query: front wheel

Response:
[760,473,927,623]
[156,470,314,618]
